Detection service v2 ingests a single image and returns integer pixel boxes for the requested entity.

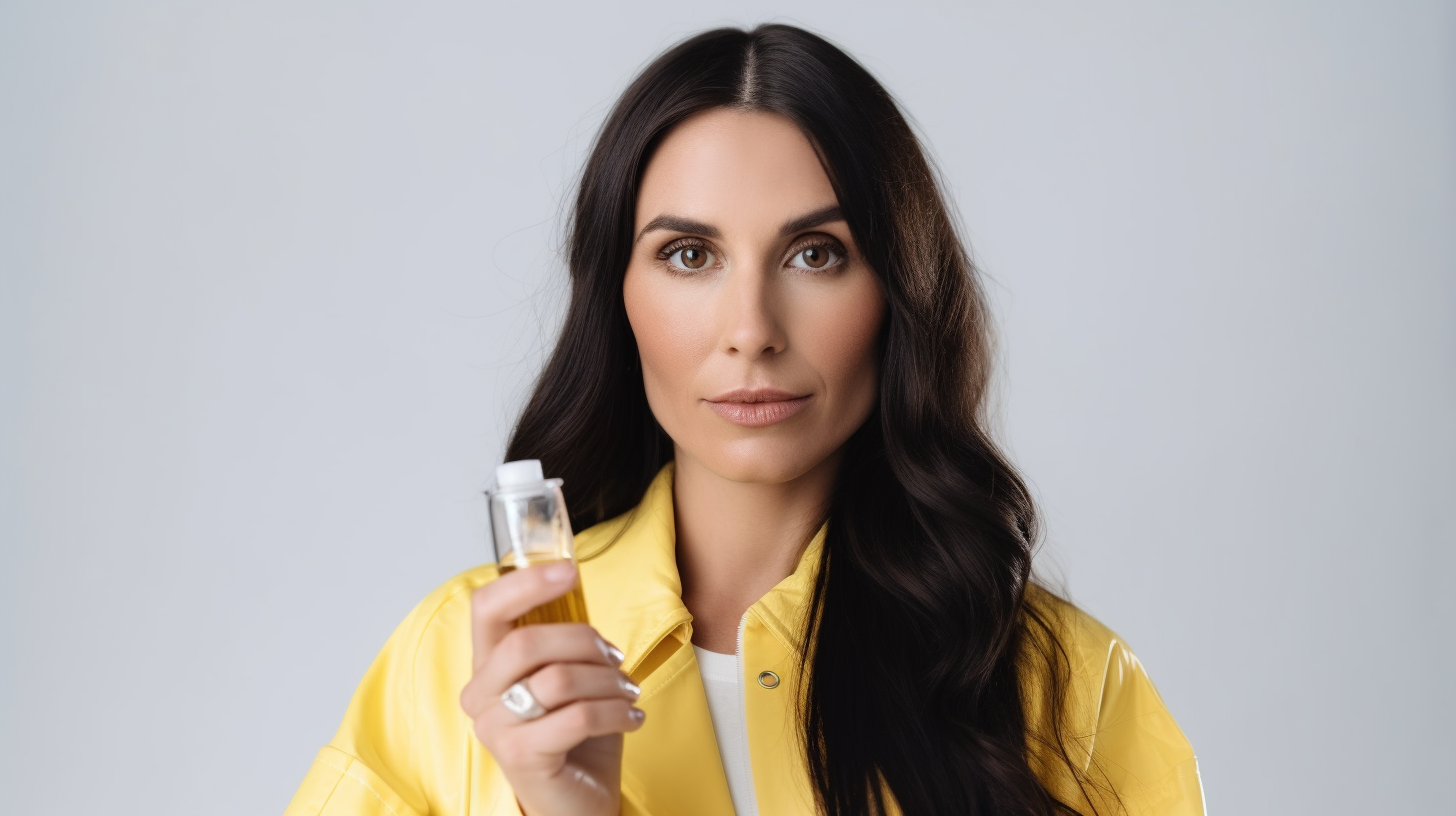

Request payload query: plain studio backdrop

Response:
[2,2,1451,813]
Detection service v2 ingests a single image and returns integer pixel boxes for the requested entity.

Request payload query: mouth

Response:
[704,388,812,428]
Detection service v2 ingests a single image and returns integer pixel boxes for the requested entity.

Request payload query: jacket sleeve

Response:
[1084,640,1205,816]
[282,572,528,816]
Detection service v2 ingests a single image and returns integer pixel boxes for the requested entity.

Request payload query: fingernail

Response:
[597,637,626,666]
[629,707,645,723]
[620,678,641,699]
[545,562,575,582]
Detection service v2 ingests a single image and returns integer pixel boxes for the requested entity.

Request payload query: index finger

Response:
[470,560,579,673]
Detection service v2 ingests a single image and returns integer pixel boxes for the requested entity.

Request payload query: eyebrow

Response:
[634,204,845,245]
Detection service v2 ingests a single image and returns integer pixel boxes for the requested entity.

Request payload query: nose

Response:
[715,264,787,358]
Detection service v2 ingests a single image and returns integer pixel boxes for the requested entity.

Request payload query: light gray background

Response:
[3,2,1452,814]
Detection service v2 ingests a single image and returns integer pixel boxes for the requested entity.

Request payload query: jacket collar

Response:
[575,461,827,676]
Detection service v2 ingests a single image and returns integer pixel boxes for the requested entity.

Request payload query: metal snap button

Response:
[757,670,780,689]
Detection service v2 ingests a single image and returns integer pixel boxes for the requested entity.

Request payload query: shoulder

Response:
[318,563,507,756]
[285,563,520,816]
[348,563,503,686]
[393,563,502,696]
[1022,584,1132,693]
[334,563,503,731]
[403,562,501,636]
[1021,585,1206,816]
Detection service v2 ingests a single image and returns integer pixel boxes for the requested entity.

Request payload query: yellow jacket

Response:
[285,464,1204,816]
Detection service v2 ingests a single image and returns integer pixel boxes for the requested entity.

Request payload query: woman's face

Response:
[623,108,886,484]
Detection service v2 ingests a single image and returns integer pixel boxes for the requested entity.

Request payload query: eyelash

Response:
[655,236,849,274]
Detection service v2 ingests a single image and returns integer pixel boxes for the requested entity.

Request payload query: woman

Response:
[285,24,1203,816]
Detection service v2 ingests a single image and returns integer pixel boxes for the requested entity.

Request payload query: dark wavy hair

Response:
[505,23,1111,816]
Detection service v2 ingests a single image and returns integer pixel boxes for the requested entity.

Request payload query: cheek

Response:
[623,269,706,413]
[801,278,885,405]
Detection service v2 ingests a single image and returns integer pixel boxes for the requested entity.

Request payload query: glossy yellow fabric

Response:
[285,463,1204,816]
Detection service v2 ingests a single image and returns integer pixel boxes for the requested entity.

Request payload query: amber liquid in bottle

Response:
[498,558,590,627]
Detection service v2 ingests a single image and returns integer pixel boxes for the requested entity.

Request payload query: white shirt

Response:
[693,625,759,816]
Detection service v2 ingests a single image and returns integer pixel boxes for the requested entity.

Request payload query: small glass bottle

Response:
[485,459,590,627]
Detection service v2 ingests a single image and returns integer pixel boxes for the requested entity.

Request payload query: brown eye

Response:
[666,245,715,272]
[788,243,842,271]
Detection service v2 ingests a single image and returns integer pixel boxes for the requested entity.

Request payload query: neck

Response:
[673,448,839,654]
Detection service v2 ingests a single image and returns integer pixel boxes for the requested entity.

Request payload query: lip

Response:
[704,388,812,428]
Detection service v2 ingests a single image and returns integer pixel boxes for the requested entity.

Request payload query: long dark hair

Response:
[506,24,1110,816]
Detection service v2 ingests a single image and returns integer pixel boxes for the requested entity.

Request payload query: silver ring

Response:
[500,680,547,721]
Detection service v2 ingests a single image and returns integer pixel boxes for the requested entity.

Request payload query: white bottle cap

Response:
[495,459,545,489]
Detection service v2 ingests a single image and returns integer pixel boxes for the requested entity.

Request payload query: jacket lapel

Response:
[576,465,735,816]
[574,463,831,816]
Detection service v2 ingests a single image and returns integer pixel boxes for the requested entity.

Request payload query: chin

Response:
[690,435,838,485]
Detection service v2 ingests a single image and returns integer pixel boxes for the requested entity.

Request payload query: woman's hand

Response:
[459,561,644,816]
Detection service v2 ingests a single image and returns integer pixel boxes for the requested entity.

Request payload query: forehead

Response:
[635,108,838,232]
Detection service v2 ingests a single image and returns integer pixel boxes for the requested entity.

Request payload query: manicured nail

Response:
[545,562,575,582]
[620,678,641,699]
[629,707,645,723]
[597,637,626,666]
